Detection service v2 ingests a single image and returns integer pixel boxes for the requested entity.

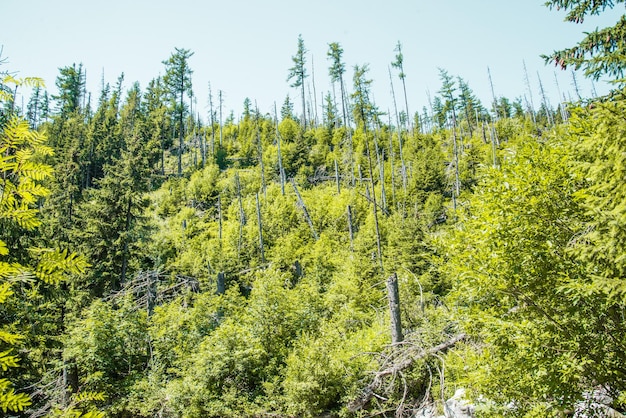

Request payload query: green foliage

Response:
[0,116,53,229]
[543,0,626,80]
[49,391,106,418]
[441,100,626,414]
[567,99,626,299]
[0,106,88,414]
[64,298,148,415]
[10,25,626,418]
[282,322,386,417]
[0,378,31,413]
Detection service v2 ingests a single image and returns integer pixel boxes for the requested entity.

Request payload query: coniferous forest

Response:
[2,1,626,417]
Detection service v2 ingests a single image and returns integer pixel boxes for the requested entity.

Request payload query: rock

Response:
[444,389,474,417]
[413,389,474,418]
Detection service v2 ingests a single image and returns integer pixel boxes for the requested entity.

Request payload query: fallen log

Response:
[348,333,468,412]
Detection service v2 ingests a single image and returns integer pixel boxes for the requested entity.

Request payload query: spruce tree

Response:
[287,35,308,129]
[163,48,194,176]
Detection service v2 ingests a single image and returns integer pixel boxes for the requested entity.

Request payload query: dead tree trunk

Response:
[348,333,468,412]
[256,192,265,263]
[216,272,226,295]
[291,178,318,240]
[256,108,267,198]
[347,204,354,251]
[235,172,246,255]
[274,103,286,195]
[334,159,340,195]
[386,273,403,345]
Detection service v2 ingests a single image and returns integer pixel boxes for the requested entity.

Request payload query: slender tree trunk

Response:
[400,75,410,132]
[386,273,403,344]
[218,194,223,241]
[274,103,286,195]
[347,204,354,251]
[216,272,226,295]
[452,118,461,199]
[178,79,184,176]
[488,66,500,121]
[537,72,554,126]
[291,179,318,240]
[490,123,498,168]
[300,78,307,130]
[120,196,133,288]
[364,126,383,269]
[338,75,354,185]
[236,172,245,256]
[522,61,537,125]
[387,119,397,211]
[388,67,407,198]
[373,132,387,214]
[334,159,340,195]
[219,90,223,146]
[256,112,267,198]
[311,56,319,127]
[256,193,265,263]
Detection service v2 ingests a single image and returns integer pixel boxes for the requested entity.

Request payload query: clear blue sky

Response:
[2,0,624,120]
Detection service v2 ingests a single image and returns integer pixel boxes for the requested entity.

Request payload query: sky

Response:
[2,0,624,121]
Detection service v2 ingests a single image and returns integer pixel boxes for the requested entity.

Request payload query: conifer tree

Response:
[144,76,171,176]
[287,35,308,129]
[457,77,483,136]
[163,48,194,176]
[391,41,411,131]
[72,85,152,295]
[327,42,348,127]
[26,85,45,128]
[52,64,85,118]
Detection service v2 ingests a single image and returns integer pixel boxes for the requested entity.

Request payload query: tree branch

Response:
[347,333,468,412]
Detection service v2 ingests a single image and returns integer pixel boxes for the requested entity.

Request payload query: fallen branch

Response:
[348,333,468,412]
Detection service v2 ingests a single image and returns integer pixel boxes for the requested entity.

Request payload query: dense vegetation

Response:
[2,2,626,417]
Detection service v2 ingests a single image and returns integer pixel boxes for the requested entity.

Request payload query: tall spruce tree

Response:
[163,48,194,176]
[287,35,308,129]
[391,41,411,130]
[52,64,85,118]
[327,42,348,127]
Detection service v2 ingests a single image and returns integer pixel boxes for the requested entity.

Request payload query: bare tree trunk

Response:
[310,55,319,127]
[256,192,265,263]
[255,107,267,198]
[363,127,383,269]
[334,158,340,195]
[387,117,397,212]
[291,178,318,240]
[347,204,354,251]
[216,272,226,295]
[488,66,500,122]
[217,194,223,241]
[388,67,407,199]
[522,61,537,125]
[386,273,403,344]
[235,172,246,256]
[537,71,553,126]
[274,103,286,195]
[219,90,223,146]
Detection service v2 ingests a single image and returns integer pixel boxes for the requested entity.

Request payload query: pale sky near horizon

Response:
[2,0,624,121]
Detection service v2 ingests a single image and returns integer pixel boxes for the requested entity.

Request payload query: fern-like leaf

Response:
[0,350,20,371]
[0,378,31,413]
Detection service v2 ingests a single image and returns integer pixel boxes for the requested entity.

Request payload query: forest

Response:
[2,1,626,417]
